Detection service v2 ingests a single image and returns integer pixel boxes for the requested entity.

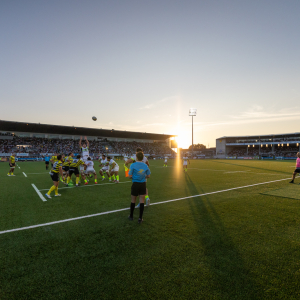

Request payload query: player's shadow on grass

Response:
[213,160,290,175]
[184,173,263,299]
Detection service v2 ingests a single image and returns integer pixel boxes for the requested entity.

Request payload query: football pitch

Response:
[1,159,300,299]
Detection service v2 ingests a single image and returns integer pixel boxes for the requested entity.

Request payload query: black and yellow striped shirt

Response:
[63,156,73,166]
[10,156,15,164]
[51,161,62,173]
[51,155,58,162]
[70,158,84,168]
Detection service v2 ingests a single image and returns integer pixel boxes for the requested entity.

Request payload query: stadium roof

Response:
[217,132,300,140]
[0,120,175,140]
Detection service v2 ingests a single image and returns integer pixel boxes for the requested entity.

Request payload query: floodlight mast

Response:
[189,108,197,157]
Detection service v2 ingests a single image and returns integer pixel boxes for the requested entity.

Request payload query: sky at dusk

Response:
[1,0,300,148]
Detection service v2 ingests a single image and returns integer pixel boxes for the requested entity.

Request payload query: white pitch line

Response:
[254,173,287,176]
[38,181,132,191]
[224,171,250,173]
[188,168,227,171]
[22,172,27,177]
[0,177,290,235]
[150,177,291,206]
[31,184,47,202]
[27,172,50,175]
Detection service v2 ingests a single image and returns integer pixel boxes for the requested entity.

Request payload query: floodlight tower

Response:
[189,108,197,156]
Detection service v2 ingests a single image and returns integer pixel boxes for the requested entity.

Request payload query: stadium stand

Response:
[0,120,176,157]
[0,137,175,156]
[217,133,300,159]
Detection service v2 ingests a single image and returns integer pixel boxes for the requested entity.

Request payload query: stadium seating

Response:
[0,136,175,156]
[228,145,299,157]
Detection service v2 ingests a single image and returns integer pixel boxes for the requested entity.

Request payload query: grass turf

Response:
[1,159,300,299]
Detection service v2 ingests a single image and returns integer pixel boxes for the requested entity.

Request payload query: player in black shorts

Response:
[45,154,64,199]
[44,155,51,170]
[7,153,16,176]
[128,151,151,223]
[289,152,300,183]
[67,155,86,187]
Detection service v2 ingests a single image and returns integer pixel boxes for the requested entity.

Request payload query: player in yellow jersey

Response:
[7,153,16,176]
[50,153,58,167]
[45,154,64,198]
[61,152,73,182]
[67,155,87,187]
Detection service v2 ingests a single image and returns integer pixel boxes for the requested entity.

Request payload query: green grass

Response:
[263,185,300,200]
[1,159,300,299]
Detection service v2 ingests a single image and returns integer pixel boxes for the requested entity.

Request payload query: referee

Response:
[128,151,151,224]
[44,154,51,170]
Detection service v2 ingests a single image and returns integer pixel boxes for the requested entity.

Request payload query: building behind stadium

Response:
[216,133,300,160]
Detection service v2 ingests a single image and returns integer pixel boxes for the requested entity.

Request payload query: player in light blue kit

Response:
[128,152,151,224]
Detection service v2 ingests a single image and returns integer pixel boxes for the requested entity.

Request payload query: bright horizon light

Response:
[174,131,191,149]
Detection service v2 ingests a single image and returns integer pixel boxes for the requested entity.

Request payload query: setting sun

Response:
[174,130,191,149]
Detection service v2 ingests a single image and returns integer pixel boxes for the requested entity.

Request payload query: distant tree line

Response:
[188,143,206,151]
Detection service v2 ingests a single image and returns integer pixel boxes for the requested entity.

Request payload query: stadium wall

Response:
[216,138,226,158]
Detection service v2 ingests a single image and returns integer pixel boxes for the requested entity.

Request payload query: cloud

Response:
[181,106,300,132]
[231,105,300,120]
[139,104,155,110]
[139,96,178,110]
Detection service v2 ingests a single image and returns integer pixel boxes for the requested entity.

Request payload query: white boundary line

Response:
[22,172,27,177]
[32,184,47,202]
[27,172,50,175]
[224,171,250,174]
[0,177,290,235]
[38,181,132,191]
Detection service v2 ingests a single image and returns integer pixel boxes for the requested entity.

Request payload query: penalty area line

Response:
[22,172,27,177]
[0,177,291,235]
[32,184,47,202]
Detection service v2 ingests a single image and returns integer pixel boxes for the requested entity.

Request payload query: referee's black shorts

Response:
[294,168,300,173]
[131,182,147,196]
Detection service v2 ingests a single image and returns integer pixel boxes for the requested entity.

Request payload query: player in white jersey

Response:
[182,155,190,172]
[107,156,119,183]
[99,154,111,181]
[123,153,129,162]
[125,147,150,207]
[79,136,90,179]
[164,156,168,167]
[84,157,97,184]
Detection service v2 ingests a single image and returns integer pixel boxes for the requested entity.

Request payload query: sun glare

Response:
[175,131,191,149]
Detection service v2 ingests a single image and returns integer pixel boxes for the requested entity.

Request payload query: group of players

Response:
[46,137,121,198]
[45,137,154,207]
[6,137,191,211]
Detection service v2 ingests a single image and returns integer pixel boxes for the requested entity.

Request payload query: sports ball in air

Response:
[92,116,97,121]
